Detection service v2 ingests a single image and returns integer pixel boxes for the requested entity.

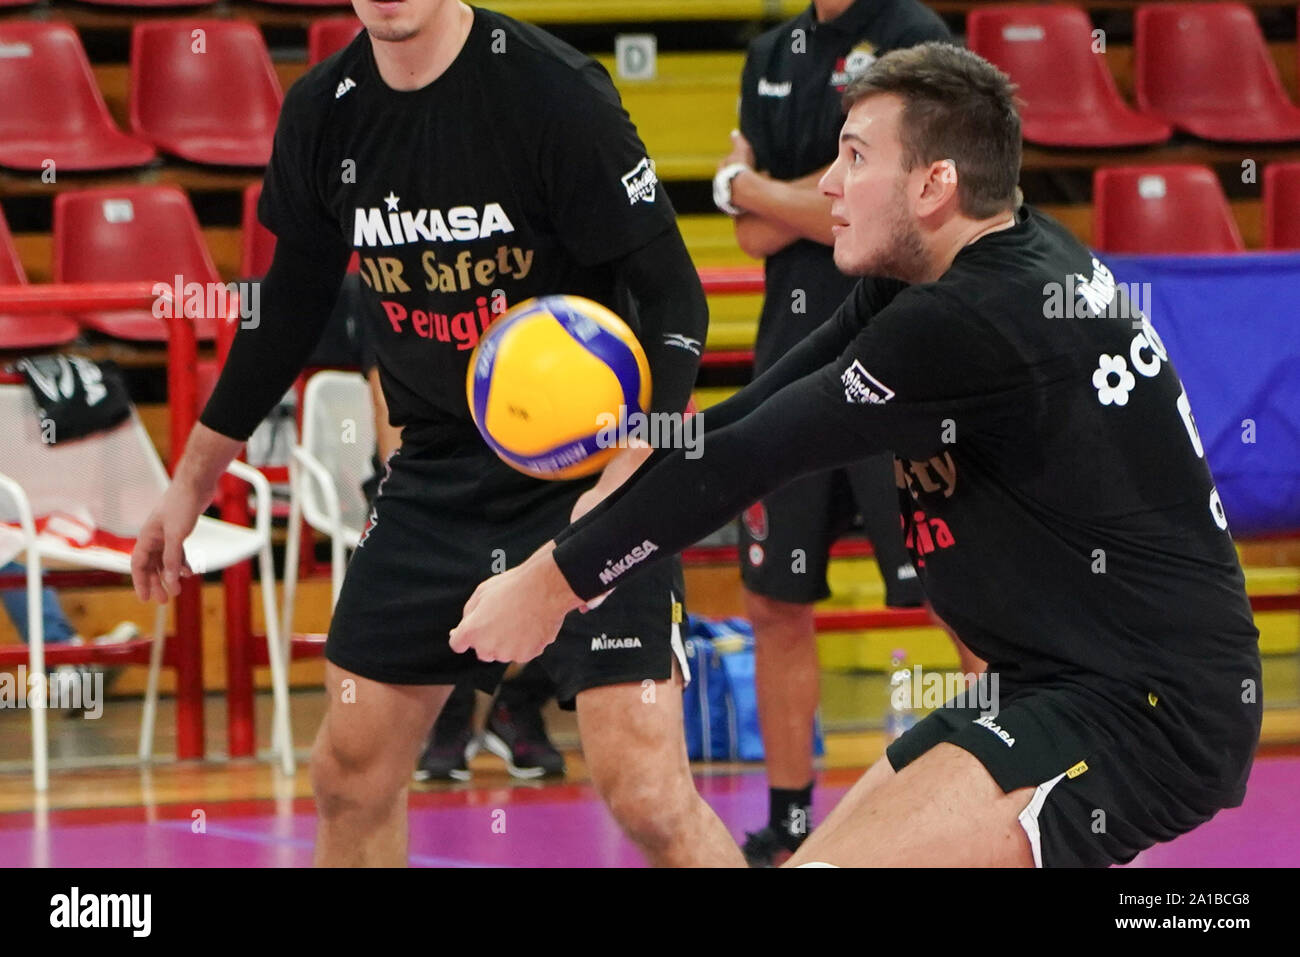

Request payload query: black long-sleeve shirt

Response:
[555,206,1260,803]
[201,7,704,451]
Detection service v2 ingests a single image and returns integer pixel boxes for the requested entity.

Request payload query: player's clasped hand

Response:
[449,542,582,664]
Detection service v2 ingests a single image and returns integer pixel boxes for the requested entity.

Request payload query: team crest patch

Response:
[841,359,895,405]
[832,41,877,89]
[748,543,765,567]
[742,503,769,542]
[621,157,658,205]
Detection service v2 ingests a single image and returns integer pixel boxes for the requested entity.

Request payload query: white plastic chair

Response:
[281,370,375,641]
[0,384,294,790]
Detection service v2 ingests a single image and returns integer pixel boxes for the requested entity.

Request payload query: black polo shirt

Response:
[738,0,951,371]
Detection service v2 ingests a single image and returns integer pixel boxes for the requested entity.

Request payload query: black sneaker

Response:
[741,826,802,868]
[413,688,477,782]
[482,701,566,779]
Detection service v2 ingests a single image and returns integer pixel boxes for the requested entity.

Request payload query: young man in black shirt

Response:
[712,0,950,866]
[452,43,1262,867]
[131,0,744,867]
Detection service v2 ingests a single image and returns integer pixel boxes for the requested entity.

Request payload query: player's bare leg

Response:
[311,663,451,866]
[785,743,1035,867]
[577,662,745,867]
[746,591,820,791]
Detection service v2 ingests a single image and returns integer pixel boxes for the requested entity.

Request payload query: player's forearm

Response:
[731,170,836,247]
[199,237,350,441]
[734,213,799,259]
[617,228,707,416]
[553,371,878,600]
[169,423,247,502]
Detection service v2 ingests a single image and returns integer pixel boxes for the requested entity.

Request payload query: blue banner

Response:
[1102,252,1300,535]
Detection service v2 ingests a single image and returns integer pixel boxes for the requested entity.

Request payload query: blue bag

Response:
[683,615,824,762]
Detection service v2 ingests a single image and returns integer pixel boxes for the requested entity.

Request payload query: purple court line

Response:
[155,819,490,868]
[2,758,1295,866]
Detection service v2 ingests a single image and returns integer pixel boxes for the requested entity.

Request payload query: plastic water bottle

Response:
[885,648,917,742]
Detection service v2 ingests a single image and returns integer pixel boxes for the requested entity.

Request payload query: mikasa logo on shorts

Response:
[622,157,659,205]
[591,633,643,651]
[973,713,1016,747]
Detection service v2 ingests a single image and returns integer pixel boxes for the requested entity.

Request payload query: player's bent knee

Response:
[310,725,405,818]
[593,767,694,853]
[744,591,815,631]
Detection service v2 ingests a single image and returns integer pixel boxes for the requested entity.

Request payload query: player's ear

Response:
[917,158,958,216]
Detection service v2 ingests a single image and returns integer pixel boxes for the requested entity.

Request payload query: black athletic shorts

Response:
[885,675,1257,867]
[738,452,911,604]
[326,439,687,709]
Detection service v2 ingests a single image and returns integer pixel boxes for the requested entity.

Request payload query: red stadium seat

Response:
[1263,162,1300,250]
[242,181,361,277]
[130,20,283,166]
[1092,166,1245,254]
[1135,3,1300,142]
[72,0,213,7]
[0,23,157,172]
[253,0,353,8]
[0,0,39,8]
[0,207,79,349]
[53,186,228,341]
[967,5,1170,147]
[308,15,364,64]
[240,183,277,278]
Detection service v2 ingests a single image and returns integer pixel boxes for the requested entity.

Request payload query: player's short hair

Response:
[843,43,1022,219]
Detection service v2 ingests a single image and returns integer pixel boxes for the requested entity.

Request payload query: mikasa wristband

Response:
[713,163,751,216]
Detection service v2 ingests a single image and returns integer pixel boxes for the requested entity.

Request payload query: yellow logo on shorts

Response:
[671,601,684,624]
[1066,760,1089,779]
[1148,692,1159,707]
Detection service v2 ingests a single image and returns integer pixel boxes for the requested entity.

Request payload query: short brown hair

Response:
[843,43,1021,219]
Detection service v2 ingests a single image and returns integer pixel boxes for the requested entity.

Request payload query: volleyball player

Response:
[713,0,950,865]
[132,0,745,867]
[451,44,1263,867]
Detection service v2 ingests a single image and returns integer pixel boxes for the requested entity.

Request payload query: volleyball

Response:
[466,295,652,480]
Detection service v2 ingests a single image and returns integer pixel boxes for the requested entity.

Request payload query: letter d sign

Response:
[616,34,657,80]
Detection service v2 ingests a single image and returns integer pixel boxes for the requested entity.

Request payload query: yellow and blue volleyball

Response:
[466,295,653,480]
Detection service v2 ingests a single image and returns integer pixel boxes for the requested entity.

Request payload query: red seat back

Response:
[0,208,27,285]
[130,20,282,142]
[1135,3,1290,118]
[1093,166,1244,254]
[53,186,221,285]
[240,182,277,278]
[308,17,364,65]
[1264,162,1300,250]
[968,5,1121,116]
[0,22,118,140]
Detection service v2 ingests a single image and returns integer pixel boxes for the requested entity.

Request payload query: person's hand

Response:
[570,443,652,523]
[131,484,207,603]
[720,129,756,171]
[449,542,583,663]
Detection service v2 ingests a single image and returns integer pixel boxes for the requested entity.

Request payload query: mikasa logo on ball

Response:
[622,157,659,205]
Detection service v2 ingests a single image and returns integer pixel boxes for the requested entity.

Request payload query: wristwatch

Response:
[713,162,751,216]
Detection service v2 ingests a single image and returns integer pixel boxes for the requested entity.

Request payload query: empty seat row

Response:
[0,18,360,171]
[4,4,1300,175]
[0,0,805,14]
[2,165,1297,355]
[970,3,1300,145]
